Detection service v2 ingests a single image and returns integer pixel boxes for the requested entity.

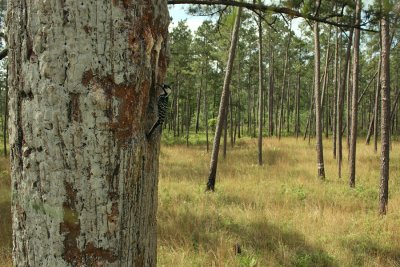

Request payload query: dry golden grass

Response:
[1,137,400,266]
[158,137,400,267]
[0,156,12,267]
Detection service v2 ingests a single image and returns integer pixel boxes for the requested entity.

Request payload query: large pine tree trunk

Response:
[206,7,242,191]
[313,0,325,179]
[8,1,169,266]
[379,9,391,215]
[349,0,361,187]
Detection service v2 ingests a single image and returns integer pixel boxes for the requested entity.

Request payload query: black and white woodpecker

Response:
[147,84,172,138]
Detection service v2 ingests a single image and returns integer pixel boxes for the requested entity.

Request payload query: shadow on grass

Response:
[342,237,400,266]
[225,220,337,267]
[159,206,338,267]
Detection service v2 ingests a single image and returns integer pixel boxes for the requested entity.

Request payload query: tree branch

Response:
[168,0,378,32]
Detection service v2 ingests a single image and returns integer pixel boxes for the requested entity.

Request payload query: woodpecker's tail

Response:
[146,121,161,139]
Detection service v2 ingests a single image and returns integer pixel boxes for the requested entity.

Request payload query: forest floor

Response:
[1,137,400,266]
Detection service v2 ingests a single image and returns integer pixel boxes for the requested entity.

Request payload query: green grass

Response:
[1,137,400,266]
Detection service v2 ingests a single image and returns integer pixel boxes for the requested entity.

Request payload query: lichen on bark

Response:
[7,0,169,266]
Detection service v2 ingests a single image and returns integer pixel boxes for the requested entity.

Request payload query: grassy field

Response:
[1,137,400,266]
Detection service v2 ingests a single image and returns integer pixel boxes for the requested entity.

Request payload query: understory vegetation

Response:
[1,137,400,266]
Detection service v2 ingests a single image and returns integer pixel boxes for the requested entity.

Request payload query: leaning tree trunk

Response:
[7,1,169,266]
[206,7,242,191]
[349,0,361,188]
[313,0,325,179]
[379,9,391,215]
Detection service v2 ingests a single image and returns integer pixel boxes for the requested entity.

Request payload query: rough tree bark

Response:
[206,7,242,191]
[379,8,390,215]
[349,0,361,188]
[8,1,169,266]
[313,0,325,178]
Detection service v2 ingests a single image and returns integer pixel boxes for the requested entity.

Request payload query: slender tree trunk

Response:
[8,1,169,265]
[223,106,228,159]
[337,28,353,178]
[237,67,241,139]
[304,95,315,141]
[3,70,7,157]
[247,68,252,135]
[333,26,338,158]
[278,30,292,139]
[204,64,209,152]
[314,0,325,178]
[374,57,382,153]
[349,0,361,188]
[258,14,264,165]
[230,93,234,147]
[186,90,190,147]
[269,49,274,136]
[379,10,390,215]
[206,7,242,191]
[296,73,301,138]
[195,66,204,133]
[177,79,181,136]
[347,55,352,149]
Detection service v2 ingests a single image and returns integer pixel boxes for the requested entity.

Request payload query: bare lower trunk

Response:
[278,30,291,140]
[258,14,263,165]
[206,7,242,191]
[379,10,390,215]
[337,28,353,178]
[268,49,274,136]
[204,66,209,152]
[195,66,204,133]
[3,71,7,157]
[296,73,300,138]
[313,1,325,179]
[8,1,169,266]
[349,0,361,188]
[374,57,382,153]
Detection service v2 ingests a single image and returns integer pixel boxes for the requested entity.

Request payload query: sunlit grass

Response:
[158,137,400,266]
[1,137,400,266]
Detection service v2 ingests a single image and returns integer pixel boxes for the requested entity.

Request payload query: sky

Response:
[168,0,375,33]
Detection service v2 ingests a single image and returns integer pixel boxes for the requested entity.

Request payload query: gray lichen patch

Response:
[8,0,169,265]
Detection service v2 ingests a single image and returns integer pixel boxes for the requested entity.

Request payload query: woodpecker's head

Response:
[160,84,172,96]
